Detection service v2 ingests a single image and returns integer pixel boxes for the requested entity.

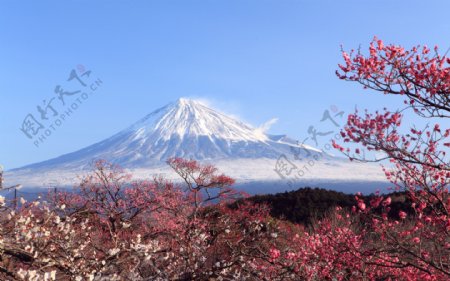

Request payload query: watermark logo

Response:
[20,65,103,147]
[275,105,361,187]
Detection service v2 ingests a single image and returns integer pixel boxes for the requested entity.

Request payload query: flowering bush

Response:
[0,159,302,280]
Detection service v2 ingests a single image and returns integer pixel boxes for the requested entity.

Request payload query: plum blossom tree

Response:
[0,159,304,280]
[335,37,450,278]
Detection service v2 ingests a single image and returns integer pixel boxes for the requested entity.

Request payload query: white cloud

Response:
[258,118,279,133]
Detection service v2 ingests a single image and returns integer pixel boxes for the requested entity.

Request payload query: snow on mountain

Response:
[14,98,326,170]
[5,98,387,191]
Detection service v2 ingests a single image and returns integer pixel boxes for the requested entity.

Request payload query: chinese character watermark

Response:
[19,65,103,147]
[274,105,362,187]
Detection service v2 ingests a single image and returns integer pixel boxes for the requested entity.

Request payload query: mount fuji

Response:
[5,98,387,194]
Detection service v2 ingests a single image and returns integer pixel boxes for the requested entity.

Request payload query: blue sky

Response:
[1,0,450,169]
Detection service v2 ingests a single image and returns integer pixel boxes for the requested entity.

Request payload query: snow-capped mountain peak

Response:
[129,98,269,143]
[13,98,325,170]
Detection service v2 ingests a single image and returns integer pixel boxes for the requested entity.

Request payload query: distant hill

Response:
[240,187,414,226]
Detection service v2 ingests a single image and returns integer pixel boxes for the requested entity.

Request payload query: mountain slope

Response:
[16,98,325,170]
